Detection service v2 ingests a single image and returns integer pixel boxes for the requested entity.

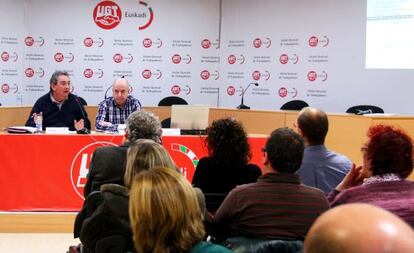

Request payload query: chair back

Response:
[346,105,384,115]
[158,96,188,106]
[161,118,171,128]
[204,193,227,214]
[280,100,309,111]
[225,237,303,253]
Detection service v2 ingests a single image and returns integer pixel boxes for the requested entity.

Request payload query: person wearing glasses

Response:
[328,125,414,227]
[213,128,329,240]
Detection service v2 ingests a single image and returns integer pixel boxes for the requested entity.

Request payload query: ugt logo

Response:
[137,1,154,30]
[93,1,122,30]
[70,142,118,199]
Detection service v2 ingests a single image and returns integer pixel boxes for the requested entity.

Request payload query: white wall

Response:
[0,0,413,114]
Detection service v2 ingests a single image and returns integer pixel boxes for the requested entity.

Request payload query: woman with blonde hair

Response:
[129,167,232,253]
[124,139,177,188]
[78,139,177,253]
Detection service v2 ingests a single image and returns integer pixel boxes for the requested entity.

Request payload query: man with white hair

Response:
[83,110,161,197]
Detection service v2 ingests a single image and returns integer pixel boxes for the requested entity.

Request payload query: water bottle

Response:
[35,114,43,133]
[16,93,23,106]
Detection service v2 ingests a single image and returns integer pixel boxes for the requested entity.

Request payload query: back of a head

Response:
[206,117,251,167]
[305,204,414,253]
[126,110,162,143]
[124,139,177,188]
[265,127,304,173]
[297,107,328,145]
[129,167,205,253]
[366,124,414,178]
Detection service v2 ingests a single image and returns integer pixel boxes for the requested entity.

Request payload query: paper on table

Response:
[5,126,37,133]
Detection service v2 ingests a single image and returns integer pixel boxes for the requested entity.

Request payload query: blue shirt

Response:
[95,95,141,132]
[296,145,352,194]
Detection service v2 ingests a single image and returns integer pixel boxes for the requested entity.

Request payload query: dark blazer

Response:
[25,92,91,131]
[83,143,129,197]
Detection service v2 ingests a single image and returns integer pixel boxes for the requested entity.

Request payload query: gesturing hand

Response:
[335,164,365,192]
[74,119,85,131]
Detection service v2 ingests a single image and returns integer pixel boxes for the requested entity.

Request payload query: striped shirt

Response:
[95,96,141,132]
[213,172,329,240]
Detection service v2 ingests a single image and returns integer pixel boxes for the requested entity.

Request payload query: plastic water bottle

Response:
[16,93,23,106]
[35,114,43,133]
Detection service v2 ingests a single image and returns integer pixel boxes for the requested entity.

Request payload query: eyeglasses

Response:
[360,145,368,153]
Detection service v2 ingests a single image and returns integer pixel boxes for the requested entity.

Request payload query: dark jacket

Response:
[25,92,91,131]
[75,184,134,253]
[84,143,129,197]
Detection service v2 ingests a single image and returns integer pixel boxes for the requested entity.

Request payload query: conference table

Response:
[0,133,266,212]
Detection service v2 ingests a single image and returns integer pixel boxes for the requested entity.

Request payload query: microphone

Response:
[237,83,258,109]
[356,109,373,115]
[104,85,112,99]
[216,87,220,107]
[72,94,90,134]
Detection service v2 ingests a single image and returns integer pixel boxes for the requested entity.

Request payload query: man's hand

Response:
[99,121,113,127]
[74,119,85,131]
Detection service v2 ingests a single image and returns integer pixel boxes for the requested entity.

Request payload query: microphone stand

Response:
[237,83,258,110]
[216,87,220,108]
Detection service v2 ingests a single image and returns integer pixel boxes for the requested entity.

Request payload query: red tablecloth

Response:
[0,134,266,211]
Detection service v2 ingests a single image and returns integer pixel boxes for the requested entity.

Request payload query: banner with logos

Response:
[1,0,414,114]
[0,134,266,211]
[219,0,414,114]
[1,0,220,108]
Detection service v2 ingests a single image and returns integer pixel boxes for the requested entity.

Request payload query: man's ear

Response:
[124,128,129,139]
[297,126,304,136]
[263,152,270,166]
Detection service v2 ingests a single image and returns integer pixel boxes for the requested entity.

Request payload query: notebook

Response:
[170,105,209,135]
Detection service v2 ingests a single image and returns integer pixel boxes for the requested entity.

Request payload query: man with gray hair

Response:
[25,70,91,132]
[83,110,161,196]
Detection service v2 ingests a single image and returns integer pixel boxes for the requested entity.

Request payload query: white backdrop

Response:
[1,0,413,115]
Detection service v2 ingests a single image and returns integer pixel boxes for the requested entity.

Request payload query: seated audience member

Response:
[213,128,329,240]
[95,78,141,132]
[192,117,262,195]
[83,110,161,197]
[305,204,414,253]
[75,139,177,253]
[295,107,352,194]
[328,125,414,227]
[25,70,91,131]
[129,167,232,253]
